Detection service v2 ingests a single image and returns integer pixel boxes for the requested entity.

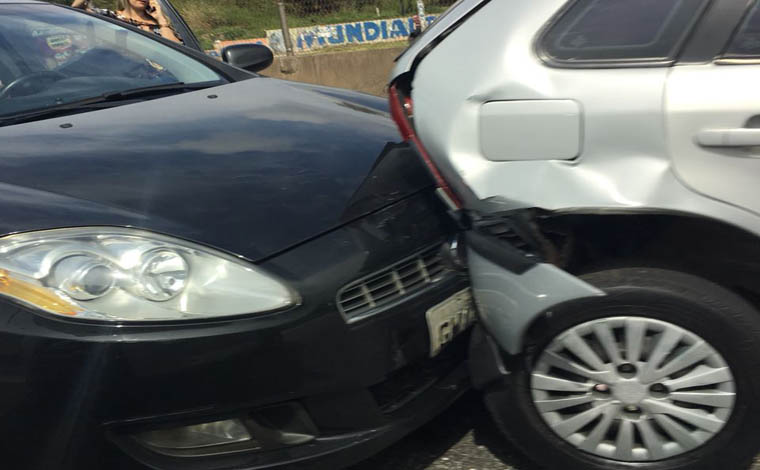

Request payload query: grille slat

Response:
[426,260,444,270]
[402,278,426,291]
[427,266,445,279]
[397,264,420,277]
[365,276,397,291]
[337,244,450,323]
[342,296,370,309]
[399,269,425,282]
[341,290,367,303]
[343,302,371,313]
[369,288,403,304]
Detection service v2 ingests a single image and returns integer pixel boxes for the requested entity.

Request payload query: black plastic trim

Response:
[466,229,536,275]
[680,0,751,64]
[468,324,510,389]
[714,0,760,62]
[109,363,469,470]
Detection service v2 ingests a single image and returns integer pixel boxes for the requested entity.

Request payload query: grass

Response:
[48,1,453,50]
[171,0,452,49]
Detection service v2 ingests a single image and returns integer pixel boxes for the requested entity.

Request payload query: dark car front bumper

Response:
[0,190,470,470]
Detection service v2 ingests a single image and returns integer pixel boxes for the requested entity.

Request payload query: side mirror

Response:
[222,44,274,73]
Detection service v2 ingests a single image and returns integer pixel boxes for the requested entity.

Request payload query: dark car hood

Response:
[0,78,431,261]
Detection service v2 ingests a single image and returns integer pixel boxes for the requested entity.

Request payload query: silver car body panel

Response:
[480,100,581,161]
[391,0,760,353]
[391,0,760,237]
[468,248,604,355]
[667,64,760,217]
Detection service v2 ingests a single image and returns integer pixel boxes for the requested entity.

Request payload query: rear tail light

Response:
[389,84,462,208]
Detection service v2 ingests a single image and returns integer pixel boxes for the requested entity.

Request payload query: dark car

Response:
[0,2,474,469]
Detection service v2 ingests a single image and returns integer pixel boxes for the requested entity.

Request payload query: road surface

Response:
[351,391,760,470]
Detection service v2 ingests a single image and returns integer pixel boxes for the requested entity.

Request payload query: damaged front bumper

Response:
[462,212,604,387]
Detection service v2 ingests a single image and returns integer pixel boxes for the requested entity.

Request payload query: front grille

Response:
[337,244,448,323]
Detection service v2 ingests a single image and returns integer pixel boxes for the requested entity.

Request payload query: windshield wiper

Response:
[100,82,215,100]
[0,97,125,127]
[0,82,216,128]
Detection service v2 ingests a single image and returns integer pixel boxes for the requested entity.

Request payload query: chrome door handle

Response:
[697,128,760,147]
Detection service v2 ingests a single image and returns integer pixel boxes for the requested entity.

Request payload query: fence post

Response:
[277,1,295,57]
[417,0,426,30]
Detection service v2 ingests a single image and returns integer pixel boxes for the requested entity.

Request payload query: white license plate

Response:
[426,288,476,357]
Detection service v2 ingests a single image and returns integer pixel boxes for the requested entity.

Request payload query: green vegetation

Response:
[171,0,451,50]
[46,1,453,50]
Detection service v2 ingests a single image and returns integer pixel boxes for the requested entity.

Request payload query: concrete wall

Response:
[260,46,406,97]
[266,16,436,55]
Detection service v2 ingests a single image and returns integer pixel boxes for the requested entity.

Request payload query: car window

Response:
[0,4,224,118]
[541,0,710,64]
[723,2,760,58]
[40,0,202,50]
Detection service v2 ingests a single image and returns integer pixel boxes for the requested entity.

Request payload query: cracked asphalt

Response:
[350,391,760,470]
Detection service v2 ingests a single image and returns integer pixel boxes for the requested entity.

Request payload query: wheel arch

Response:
[517,209,760,348]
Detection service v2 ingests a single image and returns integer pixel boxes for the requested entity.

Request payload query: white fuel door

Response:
[479,100,582,162]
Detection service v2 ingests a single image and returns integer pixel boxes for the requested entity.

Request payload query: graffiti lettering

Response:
[266,15,437,55]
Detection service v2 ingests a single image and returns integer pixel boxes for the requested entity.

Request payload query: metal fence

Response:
[45,0,458,52]
[275,0,457,55]
[282,0,459,17]
[283,0,456,18]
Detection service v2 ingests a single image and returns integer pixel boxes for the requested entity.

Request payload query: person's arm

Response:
[148,0,183,44]
[71,0,91,9]
[156,23,182,44]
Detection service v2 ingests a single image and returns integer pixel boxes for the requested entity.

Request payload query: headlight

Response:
[0,227,298,322]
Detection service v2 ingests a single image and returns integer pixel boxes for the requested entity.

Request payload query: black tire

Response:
[484,267,760,470]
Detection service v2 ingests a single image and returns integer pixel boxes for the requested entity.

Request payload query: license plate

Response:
[426,288,476,357]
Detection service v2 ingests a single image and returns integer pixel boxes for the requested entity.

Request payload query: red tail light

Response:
[389,84,462,208]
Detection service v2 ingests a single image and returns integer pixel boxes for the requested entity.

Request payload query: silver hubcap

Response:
[531,317,735,462]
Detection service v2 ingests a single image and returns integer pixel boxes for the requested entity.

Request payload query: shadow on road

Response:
[349,389,760,470]
[351,391,540,470]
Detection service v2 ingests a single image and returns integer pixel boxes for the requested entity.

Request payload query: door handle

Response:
[697,128,760,147]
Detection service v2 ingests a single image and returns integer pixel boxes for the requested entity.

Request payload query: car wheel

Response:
[484,268,760,470]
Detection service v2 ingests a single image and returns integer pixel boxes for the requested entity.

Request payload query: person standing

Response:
[71,0,183,43]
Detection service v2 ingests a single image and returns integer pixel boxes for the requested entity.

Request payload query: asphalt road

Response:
[350,391,760,470]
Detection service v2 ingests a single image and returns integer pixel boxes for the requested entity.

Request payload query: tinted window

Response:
[541,0,709,64]
[724,2,760,58]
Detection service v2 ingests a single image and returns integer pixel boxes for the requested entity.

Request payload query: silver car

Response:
[390,0,760,469]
